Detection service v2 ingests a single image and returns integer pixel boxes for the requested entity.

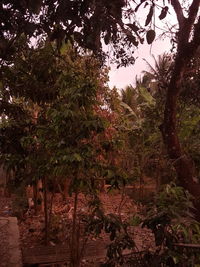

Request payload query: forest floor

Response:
[18,191,155,263]
[0,189,156,266]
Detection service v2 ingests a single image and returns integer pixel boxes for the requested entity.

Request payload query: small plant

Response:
[142,183,200,266]
[98,183,200,267]
[12,195,28,218]
[12,186,29,219]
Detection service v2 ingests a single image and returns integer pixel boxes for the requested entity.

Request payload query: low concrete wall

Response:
[0,217,22,267]
[8,217,22,267]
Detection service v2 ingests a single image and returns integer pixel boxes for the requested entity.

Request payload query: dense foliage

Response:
[1,0,200,266]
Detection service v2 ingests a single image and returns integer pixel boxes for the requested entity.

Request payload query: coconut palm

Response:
[142,53,173,93]
[121,85,137,110]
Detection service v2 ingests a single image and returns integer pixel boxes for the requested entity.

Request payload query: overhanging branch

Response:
[171,0,185,29]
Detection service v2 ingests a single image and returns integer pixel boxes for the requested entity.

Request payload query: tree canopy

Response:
[1,0,200,220]
[1,2,200,264]
[2,0,199,66]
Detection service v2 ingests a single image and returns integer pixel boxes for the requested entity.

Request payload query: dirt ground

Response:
[19,191,155,252]
[0,190,156,266]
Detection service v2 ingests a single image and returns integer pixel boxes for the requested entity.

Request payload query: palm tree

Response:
[142,53,173,94]
[121,85,137,110]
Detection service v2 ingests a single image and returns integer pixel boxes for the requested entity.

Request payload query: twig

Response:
[174,243,200,248]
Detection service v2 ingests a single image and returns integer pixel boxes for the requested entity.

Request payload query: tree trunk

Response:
[161,0,200,220]
[43,176,49,245]
[71,191,80,267]
[33,182,38,215]
[162,53,200,220]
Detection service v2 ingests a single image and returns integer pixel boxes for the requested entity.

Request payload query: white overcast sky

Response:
[108,1,179,89]
[108,37,172,89]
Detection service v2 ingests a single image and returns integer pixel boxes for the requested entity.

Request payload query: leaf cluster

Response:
[141,183,200,266]
[0,0,172,67]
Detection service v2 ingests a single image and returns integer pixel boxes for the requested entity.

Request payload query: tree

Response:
[1,0,200,219]
[120,80,171,194]
[159,0,200,217]
[0,0,139,66]
[0,42,132,265]
[140,53,200,185]
[142,53,173,97]
[121,85,139,115]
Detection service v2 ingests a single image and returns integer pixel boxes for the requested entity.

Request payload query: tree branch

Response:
[171,0,199,46]
[192,14,200,49]
[188,0,200,25]
[183,0,200,44]
[183,10,200,60]
[171,0,185,29]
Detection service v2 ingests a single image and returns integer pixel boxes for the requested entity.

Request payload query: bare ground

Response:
[19,191,155,251]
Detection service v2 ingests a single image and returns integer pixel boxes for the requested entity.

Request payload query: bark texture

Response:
[162,0,200,220]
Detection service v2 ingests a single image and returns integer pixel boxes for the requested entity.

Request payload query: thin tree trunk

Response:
[48,184,55,233]
[33,182,38,215]
[43,176,49,245]
[71,191,79,267]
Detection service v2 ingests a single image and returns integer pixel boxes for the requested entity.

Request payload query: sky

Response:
[108,2,178,90]
[108,37,172,89]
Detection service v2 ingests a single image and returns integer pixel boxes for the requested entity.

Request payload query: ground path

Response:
[0,191,155,266]
[19,191,155,266]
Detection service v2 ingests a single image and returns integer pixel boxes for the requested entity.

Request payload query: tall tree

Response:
[160,0,200,219]
[1,0,200,218]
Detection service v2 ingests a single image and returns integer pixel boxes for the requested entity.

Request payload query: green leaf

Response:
[159,6,168,20]
[139,86,155,106]
[60,42,69,55]
[135,0,146,12]
[107,170,114,179]
[145,5,154,26]
[73,153,82,162]
[63,155,68,161]
[146,30,156,44]
[126,23,139,33]
[120,102,138,118]
[130,215,142,226]
[104,31,111,45]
